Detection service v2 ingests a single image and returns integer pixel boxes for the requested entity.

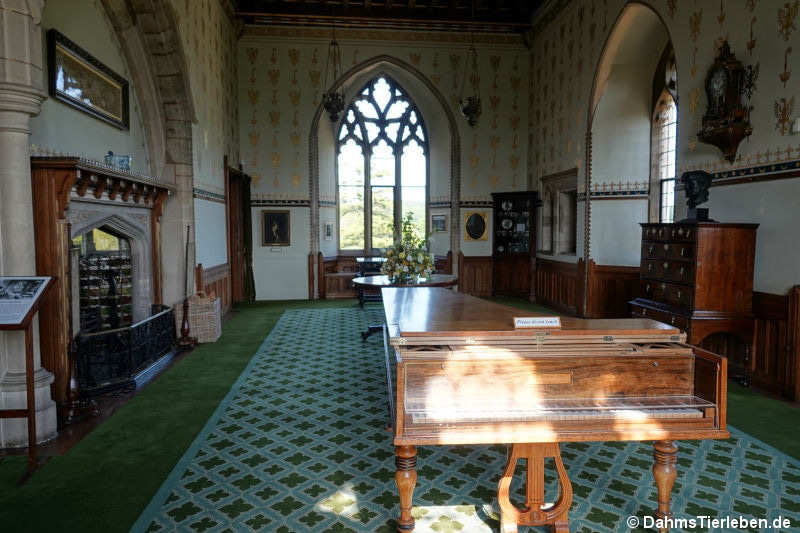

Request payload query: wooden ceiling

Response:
[236,0,541,33]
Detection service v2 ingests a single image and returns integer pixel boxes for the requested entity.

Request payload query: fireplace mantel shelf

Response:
[32,157,174,211]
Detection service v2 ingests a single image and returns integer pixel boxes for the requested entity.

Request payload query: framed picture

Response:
[431,214,447,233]
[47,29,130,130]
[262,210,290,246]
[464,212,488,241]
[324,222,333,241]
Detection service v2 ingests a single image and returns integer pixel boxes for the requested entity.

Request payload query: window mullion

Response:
[394,144,401,238]
[365,147,372,253]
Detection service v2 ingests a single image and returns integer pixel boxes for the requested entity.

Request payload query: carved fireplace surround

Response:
[30,157,173,420]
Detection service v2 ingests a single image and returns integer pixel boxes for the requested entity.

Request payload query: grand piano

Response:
[380,287,728,533]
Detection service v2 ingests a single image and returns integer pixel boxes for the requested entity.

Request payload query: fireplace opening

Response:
[70,224,176,397]
[72,227,133,332]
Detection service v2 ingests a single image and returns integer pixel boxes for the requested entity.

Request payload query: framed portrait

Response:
[431,214,447,233]
[464,212,488,241]
[262,210,290,246]
[47,30,130,130]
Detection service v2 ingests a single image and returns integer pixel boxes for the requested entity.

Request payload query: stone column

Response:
[0,0,58,447]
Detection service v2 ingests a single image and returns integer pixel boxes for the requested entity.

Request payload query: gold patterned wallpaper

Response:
[170,0,240,195]
[238,28,529,203]
[529,0,800,183]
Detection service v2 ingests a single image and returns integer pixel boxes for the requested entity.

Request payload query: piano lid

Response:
[381,287,682,341]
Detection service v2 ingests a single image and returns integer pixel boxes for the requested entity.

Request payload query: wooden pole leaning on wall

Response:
[177,225,197,351]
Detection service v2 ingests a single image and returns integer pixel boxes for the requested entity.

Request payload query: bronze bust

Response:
[680,171,715,221]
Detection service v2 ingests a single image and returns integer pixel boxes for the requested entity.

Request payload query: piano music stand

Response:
[0,276,54,484]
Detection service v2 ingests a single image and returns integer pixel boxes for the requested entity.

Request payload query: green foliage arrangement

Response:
[381,212,434,284]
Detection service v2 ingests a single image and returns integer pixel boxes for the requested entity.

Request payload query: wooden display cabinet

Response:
[491,191,539,299]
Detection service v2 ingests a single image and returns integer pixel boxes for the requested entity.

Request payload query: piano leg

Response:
[498,443,572,533]
[395,445,417,532]
[652,440,679,533]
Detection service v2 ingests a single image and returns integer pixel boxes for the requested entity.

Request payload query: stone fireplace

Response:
[30,157,173,416]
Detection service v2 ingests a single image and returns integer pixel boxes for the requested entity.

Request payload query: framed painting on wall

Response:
[47,29,130,130]
[262,210,290,246]
[431,214,447,233]
[464,212,488,241]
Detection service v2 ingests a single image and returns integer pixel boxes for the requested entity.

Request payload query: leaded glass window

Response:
[651,90,677,223]
[337,76,428,251]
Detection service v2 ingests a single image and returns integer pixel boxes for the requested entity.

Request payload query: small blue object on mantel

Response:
[104,151,132,171]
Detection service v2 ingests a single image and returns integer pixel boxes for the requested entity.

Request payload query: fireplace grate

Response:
[75,305,176,396]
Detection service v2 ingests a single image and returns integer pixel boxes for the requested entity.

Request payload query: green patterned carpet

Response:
[133,308,800,533]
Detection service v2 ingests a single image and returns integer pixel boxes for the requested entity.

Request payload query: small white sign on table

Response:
[0,276,51,326]
[513,316,562,329]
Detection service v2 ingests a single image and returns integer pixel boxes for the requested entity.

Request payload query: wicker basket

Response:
[174,292,221,343]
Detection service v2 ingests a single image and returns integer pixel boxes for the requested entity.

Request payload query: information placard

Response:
[513,316,562,329]
[0,277,51,326]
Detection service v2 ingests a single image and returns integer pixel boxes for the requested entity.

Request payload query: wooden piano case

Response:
[382,287,728,533]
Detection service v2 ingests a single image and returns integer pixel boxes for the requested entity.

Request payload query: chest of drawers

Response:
[629,222,758,345]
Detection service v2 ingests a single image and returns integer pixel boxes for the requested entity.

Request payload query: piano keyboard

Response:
[410,407,705,424]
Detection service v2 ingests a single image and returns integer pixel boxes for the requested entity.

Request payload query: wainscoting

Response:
[195,263,232,315]
[315,252,454,299]
[746,287,799,400]
[533,258,582,315]
[457,252,493,297]
[584,260,640,318]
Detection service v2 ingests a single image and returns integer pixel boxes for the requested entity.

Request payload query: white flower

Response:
[417,253,424,262]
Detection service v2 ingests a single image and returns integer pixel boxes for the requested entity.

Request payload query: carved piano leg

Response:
[395,445,417,532]
[653,440,679,533]
[498,443,572,533]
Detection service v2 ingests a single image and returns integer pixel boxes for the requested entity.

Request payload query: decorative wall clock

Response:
[698,41,758,162]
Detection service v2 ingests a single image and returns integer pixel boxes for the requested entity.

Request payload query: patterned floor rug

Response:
[132,308,800,533]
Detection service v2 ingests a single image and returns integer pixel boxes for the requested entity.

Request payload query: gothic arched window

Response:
[337,76,428,251]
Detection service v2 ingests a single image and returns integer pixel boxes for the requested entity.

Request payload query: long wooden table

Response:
[381,287,728,533]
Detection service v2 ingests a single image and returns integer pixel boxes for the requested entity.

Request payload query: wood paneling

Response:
[493,256,533,298]
[434,251,453,274]
[196,263,232,315]
[457,252,493,298]
[733,287,800,400]
[691,286,800,401]
[585,260,640,318]
[317,254,359,299]
[534,258,582,315]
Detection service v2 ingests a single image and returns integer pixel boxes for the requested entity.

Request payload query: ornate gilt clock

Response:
[698,41,757,162]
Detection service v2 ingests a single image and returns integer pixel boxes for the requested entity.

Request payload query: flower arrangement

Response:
[381,213,434,284]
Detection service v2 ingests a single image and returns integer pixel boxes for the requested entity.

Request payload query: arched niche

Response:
[309,55,460,297]
[69,212,153,325]
[584,2,674,308]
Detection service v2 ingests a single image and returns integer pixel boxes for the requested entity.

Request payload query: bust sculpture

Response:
[679,171,715,221]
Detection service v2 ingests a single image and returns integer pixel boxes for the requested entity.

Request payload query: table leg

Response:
[653,440,678,533]
[395,445,417,532]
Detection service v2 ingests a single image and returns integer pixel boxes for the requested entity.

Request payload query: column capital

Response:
[0,82,47,133]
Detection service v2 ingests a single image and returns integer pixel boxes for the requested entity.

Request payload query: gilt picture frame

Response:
[464,212,488,241]
[47,29,130,130]
[262,210,290,247]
